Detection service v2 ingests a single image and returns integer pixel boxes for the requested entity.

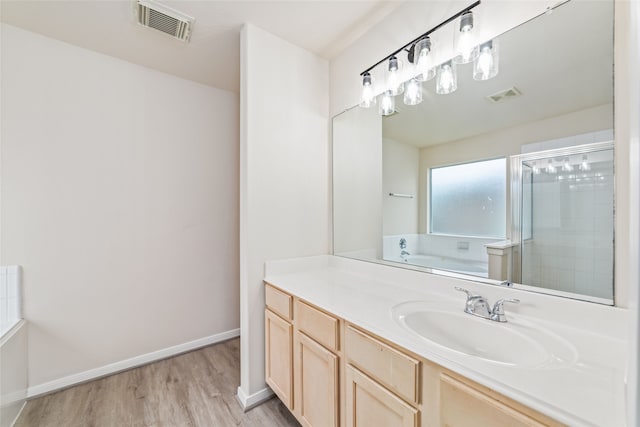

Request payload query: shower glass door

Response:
[517,143,614,302]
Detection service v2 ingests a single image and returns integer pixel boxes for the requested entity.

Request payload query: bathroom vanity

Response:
[263,255,627,427]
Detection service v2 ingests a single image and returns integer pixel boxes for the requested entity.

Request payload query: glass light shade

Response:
[359,73,376,108]
[436,61,457,95]
[414,37,436,82]
[453,11,479,64]
[473,39,499,81]
[386,56,404,95]
[403,78,423,106]
[547,159,557,174]
[379,91,395,116]
[562,158,573,172]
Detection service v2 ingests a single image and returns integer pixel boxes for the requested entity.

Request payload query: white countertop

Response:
[264,255,628,427]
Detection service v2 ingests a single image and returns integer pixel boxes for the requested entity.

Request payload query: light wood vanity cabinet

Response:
[265,283,341,427]
[264,286,294,408]
[264,283,563,427]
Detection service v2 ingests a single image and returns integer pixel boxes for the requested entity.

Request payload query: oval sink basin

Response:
[392,301,577,368]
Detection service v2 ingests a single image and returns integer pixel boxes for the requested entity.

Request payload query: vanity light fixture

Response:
[359,72,376,108]
[404,78,423,105]
[454,11,479,64]
[473,39,499,80]
[436,61,457,95]
[379,90,396,116]
[547,159,557,174]
[386,56,404,95]
[358,0,480,110]
[562,158,573,172]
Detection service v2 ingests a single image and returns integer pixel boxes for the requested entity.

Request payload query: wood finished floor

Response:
[16,338,300,427]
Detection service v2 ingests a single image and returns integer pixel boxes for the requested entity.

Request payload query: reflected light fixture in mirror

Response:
[436,61,457,94]
[454,10,479,64]
[404,78,423,105]
[359,72,376,108]
[379,90,395,116]
[580,155,591,171]
[473,39,499,80]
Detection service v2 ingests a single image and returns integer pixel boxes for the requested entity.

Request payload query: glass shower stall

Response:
[511,141,614,303]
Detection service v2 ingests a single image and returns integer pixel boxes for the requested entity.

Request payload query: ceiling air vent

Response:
[486,86,522,104]
[136,0,194,42]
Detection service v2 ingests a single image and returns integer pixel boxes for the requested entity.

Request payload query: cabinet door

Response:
[346,365,418,427]
[265,309,293,409]
[295,332,339,427]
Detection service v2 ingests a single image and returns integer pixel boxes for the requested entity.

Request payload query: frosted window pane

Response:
[430,158,506,237]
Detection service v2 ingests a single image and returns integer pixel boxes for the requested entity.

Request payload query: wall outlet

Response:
[457,241,470,250]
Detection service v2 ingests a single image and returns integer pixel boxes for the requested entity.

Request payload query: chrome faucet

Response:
[455,287,519,322]
[399,238,410,261]
[399,238,407,249]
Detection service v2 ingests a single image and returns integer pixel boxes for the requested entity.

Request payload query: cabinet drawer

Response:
[439,373,564,427]
[346,326,420,405]
[265,283,292,320]
[296,300,339,352]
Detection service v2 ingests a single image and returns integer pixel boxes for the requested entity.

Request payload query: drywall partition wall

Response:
[329,1,556,116]
[239,24,329,405]
[383,138,419,236]
[1,24,240,392]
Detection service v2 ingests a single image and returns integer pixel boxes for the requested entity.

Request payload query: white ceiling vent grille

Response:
[486,87,522,104]
[136,0,194,42]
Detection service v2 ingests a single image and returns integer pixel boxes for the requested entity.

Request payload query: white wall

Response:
[239,24,329,404]
[615,0,640,424]
[383,138,419,236]
[0,24,240,392]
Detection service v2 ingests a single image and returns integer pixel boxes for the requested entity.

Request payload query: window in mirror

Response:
[430,158,506,238]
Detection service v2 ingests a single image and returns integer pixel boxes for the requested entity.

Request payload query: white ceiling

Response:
[382,0,614,147]
[0,0,402,93]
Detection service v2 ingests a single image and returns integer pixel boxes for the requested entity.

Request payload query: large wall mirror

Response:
[332,0,614,304]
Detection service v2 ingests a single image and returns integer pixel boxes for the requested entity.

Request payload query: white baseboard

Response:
[27,328,240,399]
[236,386,274,411]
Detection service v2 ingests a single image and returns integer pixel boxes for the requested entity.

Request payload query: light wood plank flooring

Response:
[16,338,300,427]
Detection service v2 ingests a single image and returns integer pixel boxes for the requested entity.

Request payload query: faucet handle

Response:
[454,286,478,300]
[491,298,520,322]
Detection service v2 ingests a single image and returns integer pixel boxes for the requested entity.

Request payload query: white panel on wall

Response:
[240,23,329,402]
[1,23,240,390]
